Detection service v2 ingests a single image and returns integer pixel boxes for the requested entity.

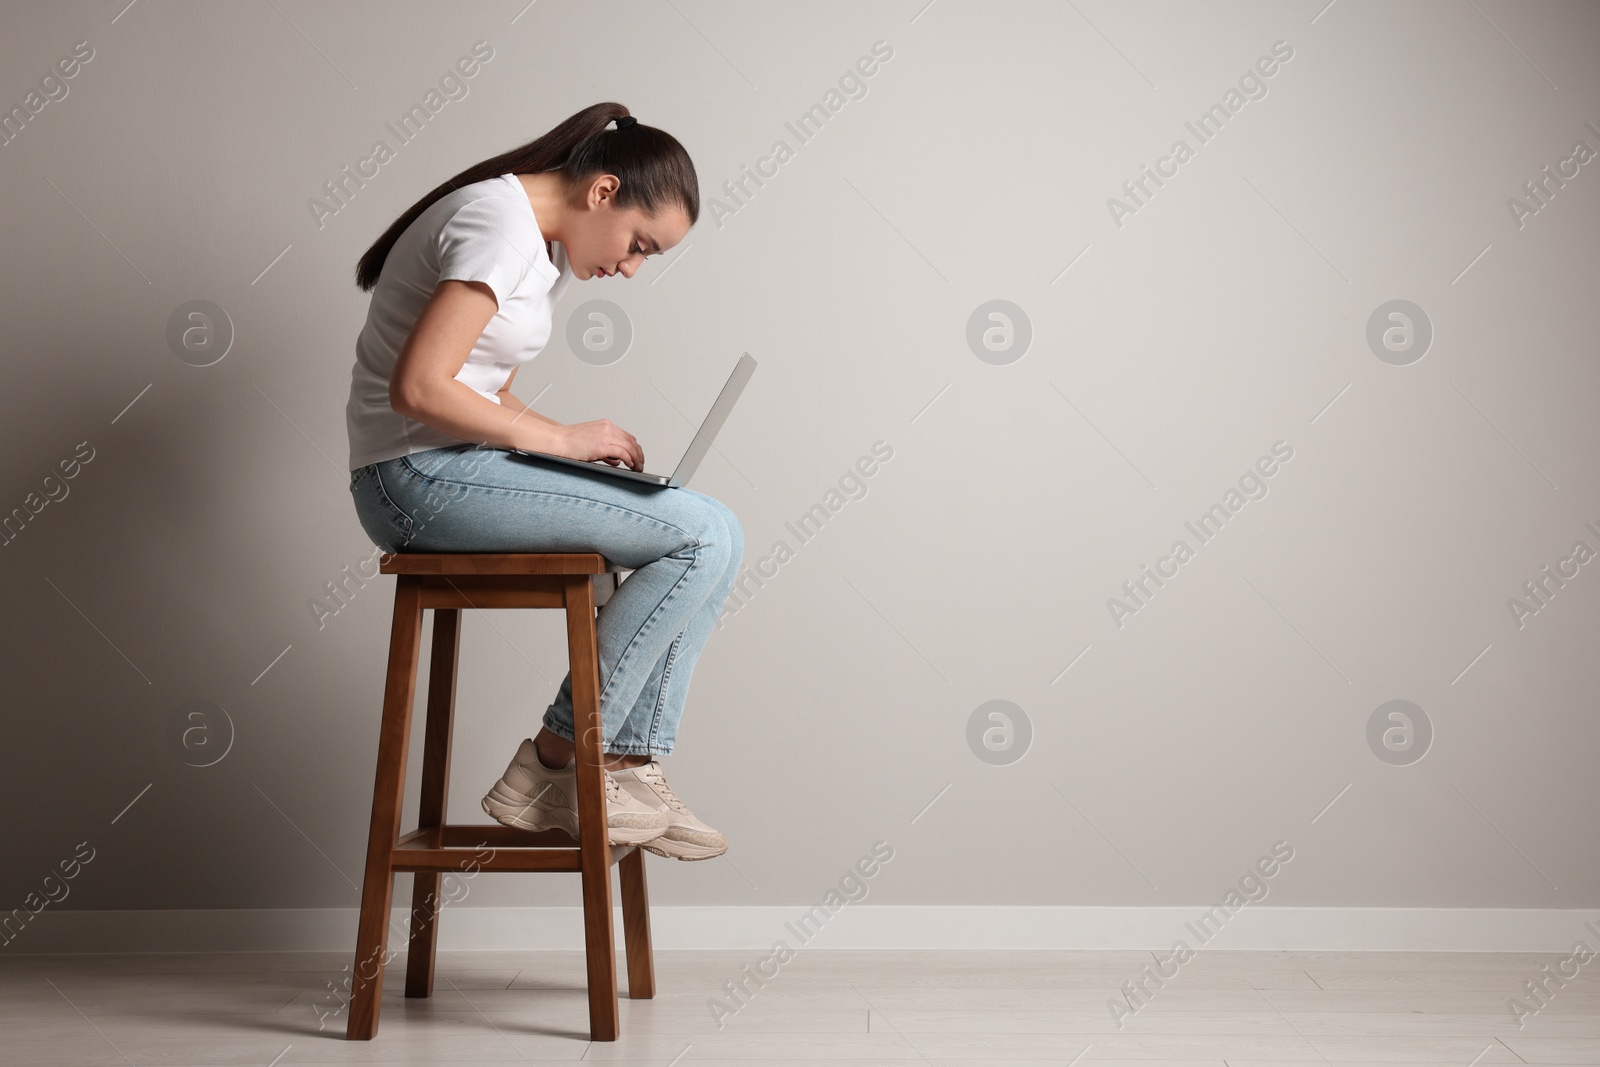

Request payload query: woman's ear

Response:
[587,173,621,209]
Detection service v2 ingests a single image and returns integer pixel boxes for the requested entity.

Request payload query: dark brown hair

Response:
[354,102,698,291]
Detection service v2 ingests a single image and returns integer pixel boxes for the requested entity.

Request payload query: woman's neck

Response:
[514,172,567,246]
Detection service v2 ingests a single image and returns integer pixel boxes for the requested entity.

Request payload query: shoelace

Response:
[639,763,690,814]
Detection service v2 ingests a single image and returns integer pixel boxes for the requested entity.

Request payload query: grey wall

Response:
[3,0,1597,925]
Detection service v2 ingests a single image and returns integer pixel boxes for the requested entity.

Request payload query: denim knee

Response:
[678,495,740,581]
[715,498,745,571]
[694,495,744,579]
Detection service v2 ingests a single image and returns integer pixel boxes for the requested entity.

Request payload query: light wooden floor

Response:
[1,948,1597,1064]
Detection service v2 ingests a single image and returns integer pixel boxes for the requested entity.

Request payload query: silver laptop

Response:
[509,352,756,488]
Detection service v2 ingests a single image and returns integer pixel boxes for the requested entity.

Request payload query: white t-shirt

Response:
[345,172,572,469]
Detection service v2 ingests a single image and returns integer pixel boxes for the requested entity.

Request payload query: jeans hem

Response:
[539,715,673,757]
[606,745,673,757]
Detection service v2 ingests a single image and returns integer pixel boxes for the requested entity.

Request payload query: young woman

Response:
[345,102,743,861]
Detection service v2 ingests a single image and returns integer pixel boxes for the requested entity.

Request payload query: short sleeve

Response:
[434,198,534,306]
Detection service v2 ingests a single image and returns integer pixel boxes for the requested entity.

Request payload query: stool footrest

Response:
[393,823,635,872]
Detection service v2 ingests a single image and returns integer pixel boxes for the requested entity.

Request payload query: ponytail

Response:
[354,101,698,291]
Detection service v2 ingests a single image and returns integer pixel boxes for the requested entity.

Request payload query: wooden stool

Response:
[346,552,653,1042]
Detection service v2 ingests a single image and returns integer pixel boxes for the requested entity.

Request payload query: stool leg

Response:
[619,848,656,999]
[566,575,621,1041]
[347,577,424,1041]
[405,607,461,999]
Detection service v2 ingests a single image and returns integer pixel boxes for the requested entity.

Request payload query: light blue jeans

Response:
[348,443,744,757]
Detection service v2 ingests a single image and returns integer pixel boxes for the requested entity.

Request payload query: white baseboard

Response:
[7,906,1599,955]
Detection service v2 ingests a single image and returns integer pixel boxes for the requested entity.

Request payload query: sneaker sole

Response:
[641,828,729,861]
[481,781,667,847]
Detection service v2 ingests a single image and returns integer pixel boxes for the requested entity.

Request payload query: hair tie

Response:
[614,115,638,130]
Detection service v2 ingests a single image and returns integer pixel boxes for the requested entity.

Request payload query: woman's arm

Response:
[390,280,567,454]
[390,280,644,469]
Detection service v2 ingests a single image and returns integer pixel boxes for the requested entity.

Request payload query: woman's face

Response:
[565,173,691,281]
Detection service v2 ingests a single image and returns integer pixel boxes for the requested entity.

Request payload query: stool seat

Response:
[346,551,653,1043]
[379,551,626,574]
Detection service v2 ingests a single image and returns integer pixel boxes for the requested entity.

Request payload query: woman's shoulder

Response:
[438,174,526,216]
[432,177,537,243]
[427,176,553,293]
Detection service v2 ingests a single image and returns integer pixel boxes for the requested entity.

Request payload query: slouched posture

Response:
[345,102,741,860]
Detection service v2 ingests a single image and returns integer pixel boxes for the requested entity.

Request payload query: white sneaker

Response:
[607,762,728,861]
[482,739,669,846]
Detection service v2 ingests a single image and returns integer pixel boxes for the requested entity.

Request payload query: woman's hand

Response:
[558,419,644,471]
